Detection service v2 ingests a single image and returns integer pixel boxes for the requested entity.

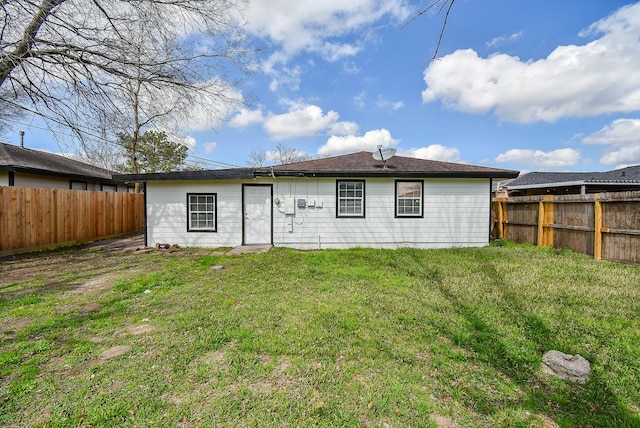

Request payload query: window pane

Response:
[189,194,216,230]
[397,182,422,216]
[337,181,364,217]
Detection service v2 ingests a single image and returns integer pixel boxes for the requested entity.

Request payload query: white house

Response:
[118,151,518,250]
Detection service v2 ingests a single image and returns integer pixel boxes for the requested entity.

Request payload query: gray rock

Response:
[541,350,591,384]
[99,345,132,360]
[210,265,225,271]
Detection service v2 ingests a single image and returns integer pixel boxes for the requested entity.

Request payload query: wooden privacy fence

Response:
[492,191,640,264]
[0,186,144,257]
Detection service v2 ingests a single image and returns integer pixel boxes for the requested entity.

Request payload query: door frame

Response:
[241,184,273,245]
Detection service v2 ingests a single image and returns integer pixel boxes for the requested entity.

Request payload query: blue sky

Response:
[5,0,640,173]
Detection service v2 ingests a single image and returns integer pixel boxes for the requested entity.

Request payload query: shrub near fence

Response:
[0,186,144,256]
[493,191,640,264]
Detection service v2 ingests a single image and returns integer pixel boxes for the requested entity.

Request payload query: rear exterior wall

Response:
[145,176,491,249]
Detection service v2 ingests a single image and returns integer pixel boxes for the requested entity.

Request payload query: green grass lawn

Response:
[1,243,639,427]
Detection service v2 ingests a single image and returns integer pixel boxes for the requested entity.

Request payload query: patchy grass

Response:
[1,243,639,427]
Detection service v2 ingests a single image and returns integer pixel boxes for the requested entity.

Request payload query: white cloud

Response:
[229,108,265,128]
[494,148,581,168]
[343,61,361,75]
[376,95,404,110]
[329,121,359,136]
[246,0,411,68]
[203,142,217,154]
[268,65,302,92]
[318,128,398,156]
[582,118,640,166]
[486,31,523,48]
[353,92,366,109]
[423,3,640,123]
[600,146,640,166]
[263,105,353,140]
[582,118,640,145]
[404,144,461,162]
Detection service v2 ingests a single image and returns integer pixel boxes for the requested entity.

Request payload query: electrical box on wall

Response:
[284,197,295,215]
[297,198,306,208]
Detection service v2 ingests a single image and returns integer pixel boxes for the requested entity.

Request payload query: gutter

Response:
[508,180,640,191]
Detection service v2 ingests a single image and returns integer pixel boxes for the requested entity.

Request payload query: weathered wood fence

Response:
[492,191,640,264]
[0,186,144,257]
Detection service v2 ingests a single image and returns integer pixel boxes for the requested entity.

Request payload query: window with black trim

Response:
[187,193,217,232]
[337,180,365,217]
[70,181,87,190]
[395,180,423,217]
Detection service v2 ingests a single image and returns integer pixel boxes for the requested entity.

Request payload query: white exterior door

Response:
[243,185,272,245]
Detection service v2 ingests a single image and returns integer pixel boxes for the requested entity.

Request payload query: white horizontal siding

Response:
[146,180,245,247]
[267,177,490,249]
[145,177,491,250]
[0,172,8,186]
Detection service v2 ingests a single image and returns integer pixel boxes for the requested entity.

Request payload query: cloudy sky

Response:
[7,0,640,173]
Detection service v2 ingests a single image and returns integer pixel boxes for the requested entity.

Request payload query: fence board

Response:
[493,191,640,264]
[0,186,144,256]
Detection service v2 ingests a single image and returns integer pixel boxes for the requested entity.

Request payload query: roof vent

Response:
[19,130,24,148]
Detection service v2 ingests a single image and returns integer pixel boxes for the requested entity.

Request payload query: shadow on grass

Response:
[407,250,640,427]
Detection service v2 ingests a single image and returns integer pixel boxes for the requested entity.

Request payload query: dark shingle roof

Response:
[0,142,114,181]
[258,151,519,179]
[117,151,519,181]
[507,165,640,189]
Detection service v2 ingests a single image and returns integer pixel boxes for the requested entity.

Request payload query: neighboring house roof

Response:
[117,151,519,181]
[507,165,640,190]
[0,141,115,182]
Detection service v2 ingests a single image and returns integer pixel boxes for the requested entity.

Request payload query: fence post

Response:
[537,200,545,246]
[496,199,505,239]
[594,194,602,260]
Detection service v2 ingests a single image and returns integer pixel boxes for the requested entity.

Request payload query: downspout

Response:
[489,178,493,243]
[143,182,148,247]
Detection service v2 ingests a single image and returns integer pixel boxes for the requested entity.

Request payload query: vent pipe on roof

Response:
[19,130,25,148]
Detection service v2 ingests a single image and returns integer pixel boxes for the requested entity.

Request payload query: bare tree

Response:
[248,143,311,166]
[402,0,456,64]
[0,0,254,156]
[270,143,312,165]
[247,147,267,167]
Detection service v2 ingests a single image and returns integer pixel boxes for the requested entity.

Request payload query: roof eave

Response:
[114,169,256,182]
[1,165,117,183]
[259,170,519,179]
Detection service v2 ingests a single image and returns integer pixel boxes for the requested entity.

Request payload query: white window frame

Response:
[395,180,423,218]
[336,180,365,218]
[187,193,217,232]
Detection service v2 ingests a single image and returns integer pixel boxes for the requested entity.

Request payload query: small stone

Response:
[127,324,154,335]
[210,265,225,271]
[143,289,152,294]
[99,345,132,360]
[541,350,591,384]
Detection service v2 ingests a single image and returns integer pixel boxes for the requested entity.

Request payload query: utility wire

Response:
[2,115,242,170]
